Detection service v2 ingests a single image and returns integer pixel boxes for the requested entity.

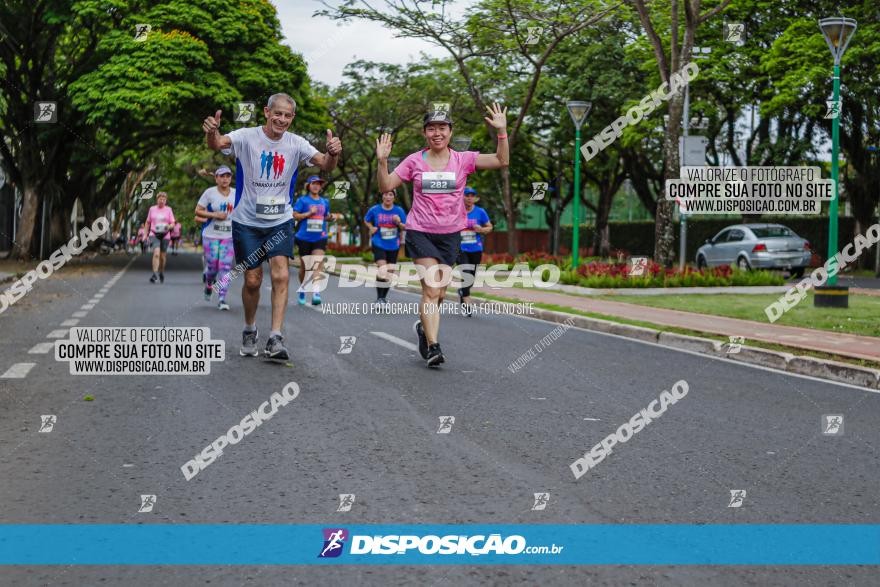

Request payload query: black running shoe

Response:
[264,334,290,362]
[426,343,444,367]
[150,273,158,283]
[412,320,428,359]
[159,272,165,283]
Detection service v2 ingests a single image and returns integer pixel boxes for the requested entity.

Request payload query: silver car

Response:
[695,223,811,277]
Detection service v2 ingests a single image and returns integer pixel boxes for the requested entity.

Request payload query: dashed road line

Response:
[46,329,68,339]
[1,363,36,378]
[370,331,418,352]
[28,342,55,354]
[60,319,79,327]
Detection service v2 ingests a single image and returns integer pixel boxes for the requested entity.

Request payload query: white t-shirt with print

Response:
[224,126,319,228]
[197,186,237,240]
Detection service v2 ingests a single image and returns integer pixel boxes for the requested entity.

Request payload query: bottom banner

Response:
[1,525,878,565]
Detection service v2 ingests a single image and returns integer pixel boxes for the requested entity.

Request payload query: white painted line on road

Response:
[46,329,68,339]
[72,311,88,318]
[583,417,601,421]
[28,342,55,354]
[60,319,79,327]
[370,331,418,352]
[93,293,105,299]
[81,304,95,310]
[390,285,880,393]
[1,363,35,378]
[531,397,547,400]
[88,299,100,304]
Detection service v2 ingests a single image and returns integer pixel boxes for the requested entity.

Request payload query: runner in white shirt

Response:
[195,167,236,310]
[203,93,342,362]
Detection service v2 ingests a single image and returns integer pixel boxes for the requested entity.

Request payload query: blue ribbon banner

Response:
[1,525,878,565]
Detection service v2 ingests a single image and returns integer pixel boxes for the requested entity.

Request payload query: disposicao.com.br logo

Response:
[318,528,563,558]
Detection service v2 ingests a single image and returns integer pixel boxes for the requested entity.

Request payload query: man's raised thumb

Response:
[215,110,222,122]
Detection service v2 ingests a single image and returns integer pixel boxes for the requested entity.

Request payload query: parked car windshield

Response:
[751,226,793,238]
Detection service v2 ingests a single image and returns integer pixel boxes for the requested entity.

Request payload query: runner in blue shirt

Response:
[457,187,492,316]
[364,190,407,309]
[292,175,342,305]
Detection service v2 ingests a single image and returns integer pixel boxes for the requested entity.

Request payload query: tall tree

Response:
[626,0,731,266]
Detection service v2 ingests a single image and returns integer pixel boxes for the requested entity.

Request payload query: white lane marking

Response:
[93,293,105,299]
[61,319,79,327]
[88,299,100,304]
[80,304,95,310]
[46,329,68,339]
[390,287,880,394]
[531,397,547,400]
[583,417,601,421]
[370,331,418,352]
[72,311,88,318]
[1,363,35,378]
[28,342,55,354]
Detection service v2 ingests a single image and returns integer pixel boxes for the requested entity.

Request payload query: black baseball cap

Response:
[423,111,453,128]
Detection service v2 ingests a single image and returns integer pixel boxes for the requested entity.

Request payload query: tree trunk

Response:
[501,167,516,255]
[13,183,40,261]
[655,95,683,267]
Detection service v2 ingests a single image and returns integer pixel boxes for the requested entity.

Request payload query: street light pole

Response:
[816,16,856,306]
[567,101,591,270]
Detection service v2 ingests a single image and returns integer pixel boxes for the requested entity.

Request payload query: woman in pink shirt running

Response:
[376,103,509,367]
[144,192,176,283]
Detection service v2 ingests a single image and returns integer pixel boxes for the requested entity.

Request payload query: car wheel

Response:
[736,256,751,271]
[696,255,707,269]
[791,267,805,278]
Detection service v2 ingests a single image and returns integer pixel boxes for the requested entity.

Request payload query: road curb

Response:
[470,298,880,390]
[322,269,880,389]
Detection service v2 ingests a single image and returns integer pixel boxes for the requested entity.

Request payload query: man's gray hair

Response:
[267,93,296,112]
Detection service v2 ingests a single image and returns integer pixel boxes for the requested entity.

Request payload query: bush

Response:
[562,260,783,288]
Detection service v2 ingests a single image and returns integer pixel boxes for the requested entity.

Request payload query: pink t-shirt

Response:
[147,205,176,239]
[170,223,182,238]
[395,149,478,233]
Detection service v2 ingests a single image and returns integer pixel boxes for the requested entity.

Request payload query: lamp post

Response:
[567,100,591,269]
[816,16,856,307]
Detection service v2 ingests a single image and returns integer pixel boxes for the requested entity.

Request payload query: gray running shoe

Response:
[426,343,445,367]
[264,334,290,362]
[240,328,259,357]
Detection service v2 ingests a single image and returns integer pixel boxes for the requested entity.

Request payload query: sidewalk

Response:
[473,286,880,363]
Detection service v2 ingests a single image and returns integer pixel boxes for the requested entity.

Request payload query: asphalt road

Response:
[1,251,878,586]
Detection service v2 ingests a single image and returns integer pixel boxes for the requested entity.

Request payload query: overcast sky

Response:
[273,0,469,87]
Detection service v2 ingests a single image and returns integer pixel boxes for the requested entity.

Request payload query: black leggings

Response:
[456,250,482,298]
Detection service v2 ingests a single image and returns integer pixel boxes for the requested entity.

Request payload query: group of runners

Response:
[191,92,505,367]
